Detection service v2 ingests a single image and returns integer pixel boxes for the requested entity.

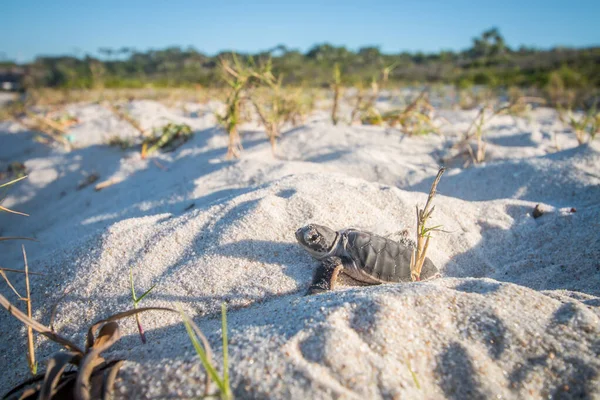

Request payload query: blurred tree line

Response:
[4,29,599,92]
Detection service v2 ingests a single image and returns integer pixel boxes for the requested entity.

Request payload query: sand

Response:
[0,98,599,399]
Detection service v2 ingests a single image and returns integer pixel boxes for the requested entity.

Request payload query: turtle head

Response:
[295,224,338,258]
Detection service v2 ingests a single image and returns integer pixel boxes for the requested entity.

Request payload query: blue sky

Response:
[1,0,599,62]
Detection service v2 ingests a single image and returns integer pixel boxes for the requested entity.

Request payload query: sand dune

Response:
[0,101,598,399]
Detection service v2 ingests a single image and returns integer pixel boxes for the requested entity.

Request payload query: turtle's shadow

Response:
[214,239,314,288]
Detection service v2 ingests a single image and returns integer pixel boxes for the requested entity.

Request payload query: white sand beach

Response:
[0,98,599,399]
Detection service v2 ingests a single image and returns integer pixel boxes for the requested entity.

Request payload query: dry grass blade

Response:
[22,246,37,375]
[76,322,121,400]
[331,64,342,125]
[0,267,44,276]
[22,110,72,151]
[105,102,148,137]
[0,175,28,189]
[221,303,230,397]
[94,178,122,192]
[1,373,47,400]
[102,360,125,400]
[0,182,29,217]
[0,237,37,242]
[86,306,177,350]
[410,167,445,281]
[0,268,23,298]
[403,88,428,115]
[0,292,83,354]
[38,352,79,400]
[2,303,175,400]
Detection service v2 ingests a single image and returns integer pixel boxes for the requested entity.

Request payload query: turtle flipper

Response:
[306,257,344,295]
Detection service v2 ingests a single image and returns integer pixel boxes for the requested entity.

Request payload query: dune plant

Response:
[350,78,378,124]
[0,294,175,400]
[374,89,438,135]
[331,64,342,125]
[448,102,511,165]
[141,123,193,158]
[217,54,255,159]
[380,62,398,91]
[130,268,157,344]
[250,60,303,155]
[4,102,72,151]
[180,303,232,400]
[351,63,395,123]
[410,167,445,282]
[563,104,600,144]
[107,135,133,150]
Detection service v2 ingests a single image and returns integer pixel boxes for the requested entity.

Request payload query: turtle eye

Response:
[305,231,319,242]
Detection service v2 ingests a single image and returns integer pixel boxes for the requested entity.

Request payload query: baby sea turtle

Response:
[295,224,438,295]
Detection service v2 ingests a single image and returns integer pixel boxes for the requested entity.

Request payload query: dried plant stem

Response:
[403,89,428,116]
[94,177,122,191]
[0,267,44,276]
[0,236,37,242]
[106,102,148,137]
[252,100,277,154]
[331,64,342,125]
[0,269,23,298]
[26,112,67,135]
[217,54,254,159]
[411,167,445,281]
[0,205,30,216]
[226,121,243,159]
[0,291,83,353]
[22,245,37,375]
[450,104,511,165]
[23,110,72,150]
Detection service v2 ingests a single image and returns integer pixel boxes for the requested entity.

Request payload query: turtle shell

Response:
[342,229,438,282]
